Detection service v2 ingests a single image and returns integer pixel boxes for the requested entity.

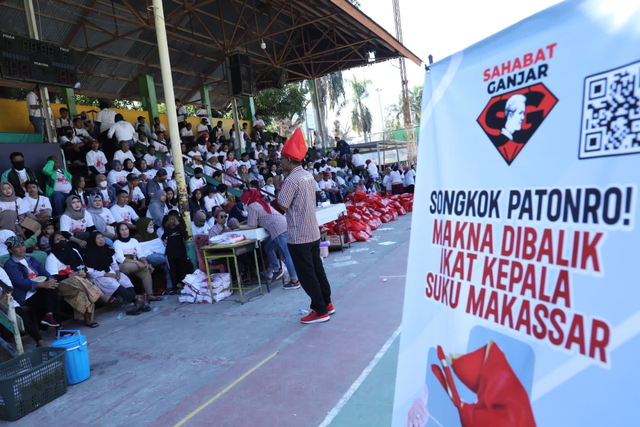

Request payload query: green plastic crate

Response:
[0,347,67,421]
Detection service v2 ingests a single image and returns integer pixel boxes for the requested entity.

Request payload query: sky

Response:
[322,0,563,138]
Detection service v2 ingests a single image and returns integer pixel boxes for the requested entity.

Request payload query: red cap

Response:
[281,128,307,162]
[323,171,331,176]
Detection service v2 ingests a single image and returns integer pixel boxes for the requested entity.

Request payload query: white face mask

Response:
[99,181,108,188]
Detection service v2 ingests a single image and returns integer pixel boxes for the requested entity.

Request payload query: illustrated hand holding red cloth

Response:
[431,342,536,427]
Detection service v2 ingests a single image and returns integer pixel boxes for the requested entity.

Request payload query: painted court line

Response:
[173,351,279,427]
[318,326,401,427]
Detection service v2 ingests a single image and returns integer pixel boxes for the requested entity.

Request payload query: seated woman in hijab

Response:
[146,190,168,237]
[191,210,210,236]
[86,193,119,245]
[45,232,108,328]
[107,159,128,190]
[225,201,247,230]
[84,231,148,315]
[137,158,155,184]
[60,195,96,248]
[208,207,232,238]
[0,182,29,239]
[3,235,61,328]
[113,223,161,301]
[236,164,252,191]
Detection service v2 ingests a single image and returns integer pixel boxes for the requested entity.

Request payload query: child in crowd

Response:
[162,211,190,293]
[38,222,55,253]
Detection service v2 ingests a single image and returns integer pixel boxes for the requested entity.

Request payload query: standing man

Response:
[278,128,334,324]
[26,86,43,136]
[95,101,117,159]
[176,99,187,130]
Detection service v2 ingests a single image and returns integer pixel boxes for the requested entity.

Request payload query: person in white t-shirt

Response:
[26,88,44,135]
[123,174,146,214]
[351,149,365,170]
[153,131,169,154]
[86,193,120,243]
[94,174,115,208]
[143,145,157,166]
[238,152,251,170]
[73,118,94,143]
[189,168,207,194]
[60,126,87,163]
[23,181,51,223]
[107,160,128,189]
[402,165,416,193]
[86,140,108,178]
[110,190,139,230]
[366,159,379,180]
[59,195,95,248]
[176,99,187,129]
[55,107,72,137]
[153,117,166,133]
[318,171,343,204]
[108,115,137,148]
[224,151,239,170]
[0,182,30,233]
[96,101,117,158]
[180,122,194,140]
[253,113,265,134]
[113,141,136,165]
[113,223,158,301]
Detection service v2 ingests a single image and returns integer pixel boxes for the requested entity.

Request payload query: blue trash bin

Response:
[52,330,90,385]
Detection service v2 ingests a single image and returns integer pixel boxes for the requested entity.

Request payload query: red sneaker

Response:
[326,302,335,315]
[40,314,60,327]
[300,311,330,324]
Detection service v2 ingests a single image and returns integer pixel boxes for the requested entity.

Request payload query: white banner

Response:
[393,1,640,426]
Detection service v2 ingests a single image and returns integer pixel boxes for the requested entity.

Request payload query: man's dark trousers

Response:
[288,239,332,315]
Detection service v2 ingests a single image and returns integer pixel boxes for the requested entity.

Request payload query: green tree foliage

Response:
[349,76,373,139]
[386,85,423,127]
[254,82,309,127]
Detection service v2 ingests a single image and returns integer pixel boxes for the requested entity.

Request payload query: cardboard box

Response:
[328,235,345,249]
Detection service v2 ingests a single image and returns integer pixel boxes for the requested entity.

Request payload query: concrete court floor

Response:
[15,212,412,427]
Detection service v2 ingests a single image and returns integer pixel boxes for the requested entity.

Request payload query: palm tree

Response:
[386,84,423,129]
[349,76,373,141]
[308,72,346,146]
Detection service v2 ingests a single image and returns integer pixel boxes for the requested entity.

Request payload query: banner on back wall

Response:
[392,1,640,426]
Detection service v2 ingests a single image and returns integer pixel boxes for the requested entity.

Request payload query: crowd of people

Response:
[0,97,417,346]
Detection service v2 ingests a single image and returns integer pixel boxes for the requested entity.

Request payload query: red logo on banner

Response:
[477,83,558,165]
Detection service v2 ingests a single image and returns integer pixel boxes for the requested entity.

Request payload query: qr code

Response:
[579,61,640,159]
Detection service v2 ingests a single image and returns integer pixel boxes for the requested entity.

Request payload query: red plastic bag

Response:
[354,231,370,242]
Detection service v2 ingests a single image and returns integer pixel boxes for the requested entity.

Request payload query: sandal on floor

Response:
[126,308,142,316]
[140,302,152,312]
[85,321,99,328]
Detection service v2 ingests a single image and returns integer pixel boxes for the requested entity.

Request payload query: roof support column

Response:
[138,75,159,125]
[151,0,191,235]
[242,97,256,152]
[23,0,57,143]
[61,88,77,119]
[200,86,212,119]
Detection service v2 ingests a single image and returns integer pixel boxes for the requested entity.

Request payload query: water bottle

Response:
[152,306,160,312]
[117,312,125,320]
[298,309,309,315]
